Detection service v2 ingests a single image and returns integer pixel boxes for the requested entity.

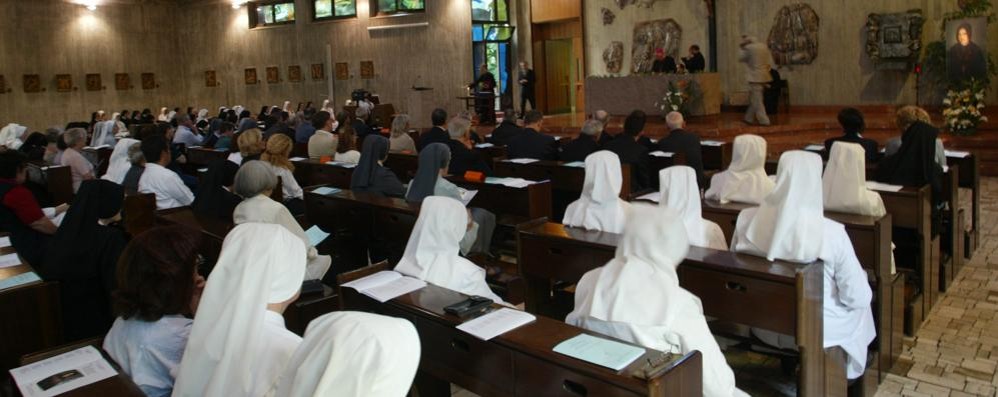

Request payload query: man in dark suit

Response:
[518,62,536,112]
[446,116,492,176]
[603,110,651,192]
[352,106,373,144]
[488,108,522,146]
[658,111,706,187]
[559,119,602,162]
[507,110,557,160]
[417,108,450,151]
[824,107,879,161]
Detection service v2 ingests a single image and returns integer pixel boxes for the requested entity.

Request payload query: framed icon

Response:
[115,73,131,90]
[56,74,73,92]
[288,65,302,82]
[311,63,325,80]
[335,62,349,80]
[205,70,218,87]
[360,61,374,79]
[141,73,156,90]
[266,66,280,84]
[23,75,41,93]
[245,68,258,85]
[86,74,102,91]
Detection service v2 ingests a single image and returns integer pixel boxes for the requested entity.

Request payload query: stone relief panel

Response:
[866,10,925,70]
[603,41,624,74]
[631,19,682,74]
[767,3,820,66]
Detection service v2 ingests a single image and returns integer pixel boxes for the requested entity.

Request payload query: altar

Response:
[585,73,721,117]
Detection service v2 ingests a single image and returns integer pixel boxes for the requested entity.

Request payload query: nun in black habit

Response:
[350,135,405,197]
[192,159,242,219]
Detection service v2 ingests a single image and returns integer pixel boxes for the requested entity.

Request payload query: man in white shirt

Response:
[307,111,338,159]
[139,135,195,209]
[739,36,773,126]
[173,114,203,147]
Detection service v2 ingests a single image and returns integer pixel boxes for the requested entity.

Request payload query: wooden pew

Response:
[122,193,157,237]
[878,185,936,335]
[491,160,629,220]
[446,176,552,226]
[700,141,732,171]
[291,159,355,189]
[18,340,144,396]
[25,164,73,206]
[0,246,62,374]
[516,223,830,396]
[337,263,704,397]
[383,152,419,183]
[82,146,112,177]
[940,165,963,292]
[186,147,229,166]
[946,152,980,260]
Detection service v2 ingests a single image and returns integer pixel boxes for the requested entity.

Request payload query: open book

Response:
[340,271,427,303]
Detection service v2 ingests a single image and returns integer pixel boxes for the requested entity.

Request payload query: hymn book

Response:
[341,271,427,303]
[455,308,536,341]
[553,334,645,371]
[9,346,117,397]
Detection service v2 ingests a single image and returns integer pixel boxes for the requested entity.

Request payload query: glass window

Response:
[314,0,356,20]
[250,1,295,27]
[373,0,424,16]
[472,0,507,22]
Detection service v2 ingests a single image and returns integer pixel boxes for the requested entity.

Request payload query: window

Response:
[471,0,514,112]
[313,0,356,20]
[373,0,424,16]
[250,1,295,27]
[472,0,507,23]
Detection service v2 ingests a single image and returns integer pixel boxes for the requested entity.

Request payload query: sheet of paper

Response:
[649,138,659,144]
[10,346,117,397]
[505,158,540,164]
[290,157,307,162]
[0,253,21,269]
[362,276,427,303]
[701,140,724,146]
[341,270,403,291]
[484,177,534,188]
[0,236,10,248]
[945,150,970,159]
[50,212,66,227]
[866,181,904,192]
[553,333,646,371]
[197,167,208,173]
[804,144,825,151]
[214,148,228,152]
[459,189,478,206]
[648,151,674,158]
[0,271,41,292]
[456,308,535,341]
[553,136,563,141]
[474,143,495,149]
[326,161,358,169]
[312,187,341,196]
[562,161,585,168]
[637,192,661,203]
[305,226,330,247]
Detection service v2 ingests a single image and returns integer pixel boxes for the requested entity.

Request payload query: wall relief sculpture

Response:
[601,8,615,25]
[603,41,624,74]
[767,3,819,66]
[614,0,635,10]
[631,19,682,74]
[865,10,925,71]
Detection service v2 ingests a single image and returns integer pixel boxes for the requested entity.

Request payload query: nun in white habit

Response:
[101,138,140,184]
[566,204,749,397]
[172,223,307,397]
[272,312,420,397]
[704,134,774,204]
[730,151,875,379]
[395,196,504,303]
[0,123,26,149]
[90,118,117,147]
[822,142,886,217]
[562,150,630,234]
[659,166,727,250]
[157,107,170,122]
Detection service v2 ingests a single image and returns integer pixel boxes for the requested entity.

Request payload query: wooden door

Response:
[543,39,573,114]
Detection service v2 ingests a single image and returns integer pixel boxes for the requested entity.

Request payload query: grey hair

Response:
[233,160,278,198]
[593,110,609,130]
[666,111,685,130]
[127,143,145,165]
[63,128,86,146]
[45,127,63,143]
[390,114,410,138]
[355,106,370,119]
[581,119,602,136]
[448,116,471,139]
[175,113,191,124]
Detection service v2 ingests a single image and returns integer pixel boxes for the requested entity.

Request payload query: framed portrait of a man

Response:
[946,17,987,83]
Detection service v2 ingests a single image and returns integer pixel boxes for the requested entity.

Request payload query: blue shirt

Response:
[103,315,193,397]
[295,123,317,144]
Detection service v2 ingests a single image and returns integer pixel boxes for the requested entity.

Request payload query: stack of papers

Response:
[648,151,674,158]
[866,181,904,192]
[474,143,495,149]
[10,346,118,397]
[945,150,970,159]
[636,192,662,203]
[553,334,645,371]
[562,161,585,168]
[0,253,21,269]
[290,157,307,162]
[0,271,41,292]
[325,161,358,168]
[312,187,341,196]
[504,158,540,164]
[340,271,427,303]
[458,188,478,206]
[804,144,825,151]
[455,308,536,340]
[484,177,537,188]
[701,140,724,146]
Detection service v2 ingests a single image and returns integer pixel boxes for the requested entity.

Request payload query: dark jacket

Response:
[559,135,600,163]
[488,121,522,146]
[417,126,450,151]
[658,129,705,187]
[825,134,880,162]
[603,136,651,192]
[507,128,558,161]
[446,140,493,177]
[683,53,706,73]
[352,119,373,143]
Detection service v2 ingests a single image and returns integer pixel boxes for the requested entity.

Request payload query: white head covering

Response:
[744,151,824,262]
[704,134,774,204]
[90,120,117,147]
[659,166,727,250]
[112,113,128,138]
[282,101,291,112]
[166,110,177,121]
[196,108,209,122]
[566,204,749,397]
[274,312,420,397]
[822,142,886,217]
[395,196,503,303]
[173,223,308,397]
[101,138,139,184]
[0,123,26,149]
[157,107,169,122]
[233,105,245,116]
[321,99,333,113]
[562,151,630,233]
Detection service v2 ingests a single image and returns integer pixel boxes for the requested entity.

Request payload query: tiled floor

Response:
[874,177,998,397]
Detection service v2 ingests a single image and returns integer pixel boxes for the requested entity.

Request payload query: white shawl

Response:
[704,134,774,204]
[659,166,727,250]
[822,142,886,217]
[273,312,420,397]
[395,196,503,303]
[563,150,630,233]
[101,138,140,184]
[0,123,26,149]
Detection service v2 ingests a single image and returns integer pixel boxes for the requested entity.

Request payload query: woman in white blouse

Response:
[388,114,417,154]
[261,134,305,214]
[333,125,361,164]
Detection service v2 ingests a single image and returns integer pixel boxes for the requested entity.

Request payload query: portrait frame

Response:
[141,73,156,90]
[245,68,258,85]
[945,17,988,84]
[360,61,374,79]
[85,74,102,91]
[288,65,302,82]
[311,63,325,80]
[266,66,280,84]
[115,73,131,90]
[56,74,73,92]
[335,63,349,80]
[23,75,41,93]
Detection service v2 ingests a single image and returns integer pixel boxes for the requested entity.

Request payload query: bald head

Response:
[594,110,609,131]
[666,112,685,130]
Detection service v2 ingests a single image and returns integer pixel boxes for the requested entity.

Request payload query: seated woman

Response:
[191,159,241,219]
[562,151,630,234]
[395,196,503,303]
[334,125,361,164]
[260,134,305,214]
[229,128,265,165]
[566,204,749,397]
[388,114,416,154]
[659,166,727,250]
[102,138,141,185]
[42,179,128,341]
[350,135,405,197]
[883,106,946,168]
[121,142,146,192]
[731,151,875,380]
[273,312,420,397]
[823,142,886,217]
[704,134,774,204]
[103,225,205,397]
[876,120,944,211]
[0,150,65,265]
[406,143,495,255]
[173,223,307,396]
[232,161,330,281]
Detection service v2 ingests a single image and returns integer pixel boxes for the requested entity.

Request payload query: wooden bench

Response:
[700,141,732,171]
[82,146,112,177]
[25,163,73,206]
[515,223,832,396]
[337,262,704,397]
[946,153,980,260]
[0,245,62,374]
[878,186,936,335]
[18,339,144,396]
[291,159,354,189]
[446,176,552,227]
[186,147,229,166]
[491,160,628,221]
[383,153,419,183]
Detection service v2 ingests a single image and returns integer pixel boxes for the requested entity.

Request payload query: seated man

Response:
[506,110,557,161]
[0,150,65,265]
[487,108,522,146]
[352,106,373,144]
[417,108,450,151]
[658,112,705,187]
[559,119,601,163]
[294,107,318,144]
[602,110,651,192]
[824,108,879,162]
[138,135,195,210]
[307,111,338,159]
[446,117,492,177]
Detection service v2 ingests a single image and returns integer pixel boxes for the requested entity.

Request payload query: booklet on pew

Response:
[325,161,358,168]
[553,334,645,371]
[701,140,724,146]
[484,177,536,188]
[458,188,478,206]
[305,226,330,247]
[290,157,307,162]
[0,253,21,269]
[804,144,825,151]
[474,143,495,149]
[504,158,540,164]
[9,346,118,397]
[648,151,674,158]
[312,187,341,196]
[341,271,427,303]
[0,236,10,248]
[562,161,585,168]
[0,271,41,292]
[455,308,536,341]
[945,150,970,159]
[865,181,904,192]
